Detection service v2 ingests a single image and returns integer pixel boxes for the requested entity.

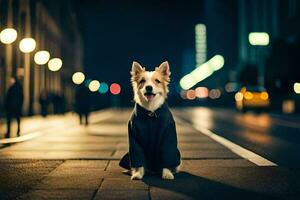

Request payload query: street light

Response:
[19,38,36,53]
[34,50,50,65]
[0,28,17,44]
[88,80,100,92]
[48,58,62,71]
[72,72,85,85]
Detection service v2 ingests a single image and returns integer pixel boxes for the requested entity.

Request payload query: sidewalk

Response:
[0,109,299,200]
[0,114,70,139]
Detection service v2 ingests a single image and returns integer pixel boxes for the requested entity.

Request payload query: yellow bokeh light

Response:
[294,83,300,94]
[72,72,85,85]
[0,28,17,44]
[88,80,100,92]
[19,38,36,53]
[260,92,269,100]
[48,58,62,72]
[244,91,253,100]
[34,51,50,65]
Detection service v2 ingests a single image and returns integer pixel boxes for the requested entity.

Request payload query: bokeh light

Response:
[235,92,243,101]
[293,83,300,94]
[34,50,50,65]
[180,90,187,99]
[110,83,121,95]
[99,82,109,94]
[180,54,225,90]
[209,89,221,99]
[85,79,92,87]
[0,28,17,44]
[186,89,196,100]
[19,38,36,53]
[89,80,100,92]
[195,87,208,98]
[260,91,269,100]
[248,32,269,46]
[244,91,253,100]
[225,82,239,92]
[72,72,85,85]
[48,58,62,71]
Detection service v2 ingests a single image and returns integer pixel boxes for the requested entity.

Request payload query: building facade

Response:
[0,0,83,116]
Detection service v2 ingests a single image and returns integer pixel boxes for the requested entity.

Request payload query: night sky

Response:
[75,0,204,94]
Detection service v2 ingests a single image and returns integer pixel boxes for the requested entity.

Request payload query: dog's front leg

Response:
[162,168,174,180]
[131,167,145,180]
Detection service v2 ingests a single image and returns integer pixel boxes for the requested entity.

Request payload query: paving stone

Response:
[177,136,213,142]
[150,187,195,200]
[60,160,108,169]
[94,190,149,200]
[106,160,122,171]
[86,124,127,135]
[112,150,127,159]
[34,176,103,190]
[18,189,94,200]
[178,142,226,150]
[48,168,105,177]
[180,167,300,198]
[180,159,256,168]
[100,178,148,190]
[181,150,240,159]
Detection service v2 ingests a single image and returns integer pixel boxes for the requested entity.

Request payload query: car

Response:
[235,86,270,112]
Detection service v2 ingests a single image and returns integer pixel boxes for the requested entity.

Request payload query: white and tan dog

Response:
[119,61,181,180]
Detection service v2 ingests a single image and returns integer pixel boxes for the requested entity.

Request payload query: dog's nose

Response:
[145,85,153,92]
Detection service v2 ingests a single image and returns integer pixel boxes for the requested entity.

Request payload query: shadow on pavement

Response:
[143,171,280,200]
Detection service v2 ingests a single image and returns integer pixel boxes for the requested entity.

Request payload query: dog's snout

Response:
[145,85,153,92]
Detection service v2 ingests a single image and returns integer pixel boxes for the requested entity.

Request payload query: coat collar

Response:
[134,102,168,118]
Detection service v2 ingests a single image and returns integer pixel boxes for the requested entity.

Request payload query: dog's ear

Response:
[156,61,170,78]
[131,61,144,76]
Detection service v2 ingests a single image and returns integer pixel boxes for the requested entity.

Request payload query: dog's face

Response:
[131,61,170,111]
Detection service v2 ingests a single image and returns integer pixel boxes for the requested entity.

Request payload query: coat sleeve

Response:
[160,122,181,168]
[128,120,145,168]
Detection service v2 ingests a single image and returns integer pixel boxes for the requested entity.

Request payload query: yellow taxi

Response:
[235,86,270,111]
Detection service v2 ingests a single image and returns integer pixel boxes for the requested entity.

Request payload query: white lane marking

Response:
[175,116,278,166]
[196,126,277,166]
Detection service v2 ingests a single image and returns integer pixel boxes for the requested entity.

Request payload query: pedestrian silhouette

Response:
[4,76,24,138]
[39,90,49,117]
[75,84,91,126]
[52,92,65,115]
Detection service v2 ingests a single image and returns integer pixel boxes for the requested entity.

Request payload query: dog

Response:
[119,61,181,180]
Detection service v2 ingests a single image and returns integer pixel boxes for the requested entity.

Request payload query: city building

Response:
[0,0,83,116]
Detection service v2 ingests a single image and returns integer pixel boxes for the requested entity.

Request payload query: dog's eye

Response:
[139,79,145,84]
[155,79,161,84]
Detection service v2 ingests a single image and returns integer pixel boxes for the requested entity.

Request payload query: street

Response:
[181,108,300,168]
[0,108,299,200]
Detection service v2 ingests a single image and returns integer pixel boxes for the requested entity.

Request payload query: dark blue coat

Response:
[119,103,181,172]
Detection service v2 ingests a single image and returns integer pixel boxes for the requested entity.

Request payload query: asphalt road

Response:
[181,108,300,168]
[0,108,299,200]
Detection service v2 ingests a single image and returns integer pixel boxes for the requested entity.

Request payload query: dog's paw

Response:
[131,167,144,180]
[162,168,174,180]
[131,171,143,180]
